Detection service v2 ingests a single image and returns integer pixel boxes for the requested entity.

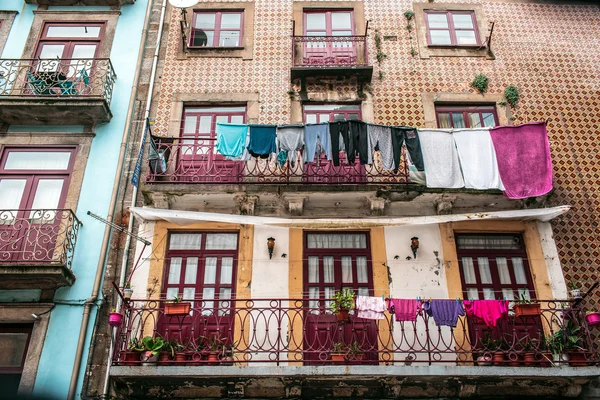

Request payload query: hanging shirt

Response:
[423,300,465,328]
[356,295,387,320]
[216,123,248,158]
[248,125,277,158]
[367,124,394,170]
[276,124,304,168]
[463,300,509,328]
[304,123,332,163]
[453,129,504,190]
[418,128,465,188]
[388,299,419,322]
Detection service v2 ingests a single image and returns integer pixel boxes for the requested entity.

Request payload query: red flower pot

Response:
[514,303,541,317]
[586,312,600,326]
[165,302,191,316]
[523,352,536,367]
[492,351,505,366]
[568,352,590,367]
[336,309,349,322]
[331,353,346,362]
[108,312,123,327]
[122,351,141,365]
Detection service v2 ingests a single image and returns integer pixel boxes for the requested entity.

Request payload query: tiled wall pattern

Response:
[152,1,600,308]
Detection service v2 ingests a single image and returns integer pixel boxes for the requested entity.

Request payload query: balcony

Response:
[0,209,81,290]
[24,0,134,5]
[0,58,116,125]
[291,35,372,81]
[146,137,409,185]
[110,298,599,398]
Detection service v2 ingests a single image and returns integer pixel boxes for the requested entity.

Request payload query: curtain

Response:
[496,257,510,284]
[468,113,481,128]
[203,257,217,284]
[356,256,368,283]
[169,233,202,250]
[306,233,366,249]
[167,257,182,284]
[466,287,478,300]
[341,256,352,283]
[512,257,527,284]
[184,257,198,284]
[183,287,195,300]
[308,287,319,313]
[358,287,369,297]
[457,235,521,250]
[220,257,233,284]
[5,151,71,170]
[205,233,238,250]
[477,257,492,284]
[483,288,495,300]
[323,256,334,283]
[461,257,476,284]
[438,113,452,129]
[308,256,319,283]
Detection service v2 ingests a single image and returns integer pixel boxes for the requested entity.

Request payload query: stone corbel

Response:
[368,197,386,216]
[285,196,306,216]
[235,195,259,216]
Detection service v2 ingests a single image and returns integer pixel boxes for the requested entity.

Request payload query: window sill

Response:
[187,46,245,50]
[427,44,483,49]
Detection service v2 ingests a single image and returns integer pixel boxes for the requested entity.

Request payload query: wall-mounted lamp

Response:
[410,237,419,259]
[267,237,276,259]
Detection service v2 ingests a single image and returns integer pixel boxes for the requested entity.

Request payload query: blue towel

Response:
[248,125,277,158]
[216,123,248,158]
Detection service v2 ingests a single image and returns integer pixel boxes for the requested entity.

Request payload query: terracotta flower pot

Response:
[514,303,541,317]
[123,288,134,300]
[568,352,590,367]
[158,351,173,365]
[206,351,220,365]
[523,352,536,367]
[538,352,552,367]
[174,352,187,363]
[586,312,600,326]
[336,309,349,322]
[507,352,521,367]
[331,353,346,362]
[492,351,505,366]
[122,351,141,365]
[165,302,191,316]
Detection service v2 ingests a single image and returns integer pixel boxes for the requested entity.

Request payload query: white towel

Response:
[418,129,465,188]
[453,129,505,190]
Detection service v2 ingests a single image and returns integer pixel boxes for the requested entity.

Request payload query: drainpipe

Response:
[101,0,168,398]
[66,0,160,399]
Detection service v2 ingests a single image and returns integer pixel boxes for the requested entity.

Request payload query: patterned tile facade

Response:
[152,1,600,307]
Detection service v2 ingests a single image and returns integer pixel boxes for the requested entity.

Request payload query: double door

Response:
[303,11,356,65]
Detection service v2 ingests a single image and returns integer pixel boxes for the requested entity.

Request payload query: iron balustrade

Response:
[112,297,598,367]
[0,209,82,269]
[292,35,370,68]
[146,137,410,184]
[0,58,116,104]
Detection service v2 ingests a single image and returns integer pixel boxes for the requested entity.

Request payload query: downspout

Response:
[66,0,159,398]
[101,0,168,398]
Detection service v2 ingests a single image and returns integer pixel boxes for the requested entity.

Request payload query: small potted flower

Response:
[329,288,355,322]
[165,296,191,316]
[568,282,581,299]
[205,336,224,365]
[513,294,541,317]
[585,311,600,327]
[330,342,346,362]
[140,336,165,365]
[346,342,364,362]
[123,282,134,300]
[122,338,143,365]
[108,308,124,327]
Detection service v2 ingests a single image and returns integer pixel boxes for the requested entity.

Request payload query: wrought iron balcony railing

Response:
[0,58,116,104]
[112,297,598,367]
[0,209,82,269]
[146,137,410,184]
[292,35,370,68]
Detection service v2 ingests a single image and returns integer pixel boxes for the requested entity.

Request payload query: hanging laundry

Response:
[216,123,248,158]
[390,127,424,173]
[276,124,304,168]
[248,125,277,158]
[463,300,509,328]
[347,120,369,165]
[226,128,251,161]
[418,129,465,188]
[388,298,419,322]
[423,300,465,328]
[453,129,505,190]
[489,121,553,199]
[304,123,332,163]
[328,121,349,166]
[277,151,287,168]
[367,124,395,170]
[356,295,387,320]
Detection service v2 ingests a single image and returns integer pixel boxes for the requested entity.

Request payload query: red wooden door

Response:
[158,232,239,348]
[0,148,74,263]
[303,232,377,364]
[303,10,355,65]
[178,107,246,183]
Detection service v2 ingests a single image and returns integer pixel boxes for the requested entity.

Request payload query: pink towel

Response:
[489,121,553,199]
[356,295,387,320]
[463,300,508,328]
[388,299,418,322]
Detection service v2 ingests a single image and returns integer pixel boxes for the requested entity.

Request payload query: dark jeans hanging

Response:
[348,120,369,165]
[391,126,424,173]
[329,121,348,167]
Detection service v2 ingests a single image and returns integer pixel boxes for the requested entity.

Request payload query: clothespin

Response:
[429,297,432,303]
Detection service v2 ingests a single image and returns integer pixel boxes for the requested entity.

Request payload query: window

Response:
[181,105,246,156]
[425,11,479,47]
[36,22,104,60]
[303,104,360,124]
[456,234,536,301]
[190,10,243,47]
[0,324,33,397]
[435,105,498,128]
[303,10,355,64]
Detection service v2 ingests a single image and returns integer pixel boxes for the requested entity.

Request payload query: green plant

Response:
[329,288,355,314]
[498,101,507,106]
[128,338,144,352]
[378,71,384,80]
[141,336,165,356]
[374,30,387,65]
[332,342,345,353]
[553,321,585,353]
[346,342,362,357]
[514,293,534,305]
[404,10,415,21]
[567,282,579,291]
[471,74,489,94]
[504,85,520,108]
[125,282,131,289]
[169,295,182,303]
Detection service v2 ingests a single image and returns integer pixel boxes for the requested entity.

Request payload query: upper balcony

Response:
[24,0,134,5]
[0,209,81,291]
[291,33,372,81]
[0,58,116,125]
[110,297,599,398]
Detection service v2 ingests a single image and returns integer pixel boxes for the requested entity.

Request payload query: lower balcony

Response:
[0,58,115,125]
[0,209,81,290]
[110,298,599,398]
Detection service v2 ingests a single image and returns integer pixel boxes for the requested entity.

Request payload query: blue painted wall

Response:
[0,1,149,398]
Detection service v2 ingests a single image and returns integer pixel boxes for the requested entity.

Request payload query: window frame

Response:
[35,21,105,59]
[425,10,480,47]
[302,103,361,124]
[189,10,244,49]
[435,104,498,129]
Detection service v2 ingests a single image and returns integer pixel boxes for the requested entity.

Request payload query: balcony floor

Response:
[0,264,76,290]
[0,97,112,125]
[111,365,599,399]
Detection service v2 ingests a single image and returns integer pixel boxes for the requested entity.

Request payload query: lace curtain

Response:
[306,233,367,249]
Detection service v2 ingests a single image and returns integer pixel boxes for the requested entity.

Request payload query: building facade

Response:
[0,0,149,399]
[87,0,599,399]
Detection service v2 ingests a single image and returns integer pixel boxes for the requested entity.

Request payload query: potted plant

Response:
[108,308,124,327]
[568,282,581,299]
[221,345,235,366]
[554,321,589,367]
[513,294,541,317]
[165,296,191,316]
[478,335,498,366]
[206,336,224,364]
[520,337,537,367]
[158,340,176,365]
[538,335,554,367]
[123,282,134,300]
[585,311,600,327]
[330,288,355,322]
[331,342,346,362]
[140,336,165,364]
[346,342,364,362]
[123,338,143,365]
